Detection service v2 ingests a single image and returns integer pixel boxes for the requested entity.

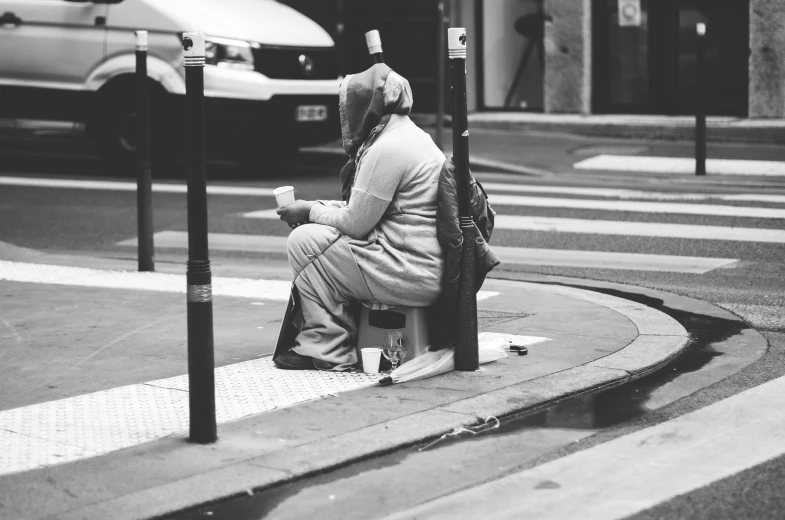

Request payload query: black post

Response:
[135,30,155,272]
[695,23,707,176]
[182,32,217,444]
[435,1,448,151]
[448,27,478,371]
[365,30,385,64]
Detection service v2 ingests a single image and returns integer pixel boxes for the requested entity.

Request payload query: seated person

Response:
[275,64,445,370]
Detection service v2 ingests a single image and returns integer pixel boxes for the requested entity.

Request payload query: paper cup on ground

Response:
[273,186,295,208]
[361,347,382,374]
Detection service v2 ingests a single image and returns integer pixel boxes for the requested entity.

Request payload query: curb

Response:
[467,119,785,144]
[407,112,785,144]
[54,281,689,520]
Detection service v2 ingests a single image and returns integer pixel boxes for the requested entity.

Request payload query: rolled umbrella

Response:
[378,337,509,385]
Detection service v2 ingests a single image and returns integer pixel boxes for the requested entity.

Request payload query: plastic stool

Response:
[355,306,430,370]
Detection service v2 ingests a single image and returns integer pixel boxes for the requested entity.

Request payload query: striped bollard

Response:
[135,30,155,272]
[365,30,384,64]
[448,27,478,371]
[182,32,217,444]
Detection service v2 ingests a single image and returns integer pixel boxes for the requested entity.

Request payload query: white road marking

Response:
[242,210,785,243]
[114,236,500,300]
[117,231,289,253]
[493,246,736,273]
[0,260,498,303]
[479,182,785,204]
[0,176,275,196]
[494,215,785,242]
[5,174,784,205]
[382,375,785,520]
[574,154,785,176]
[0,261,292,300]
[487,194,785,219]
[122,231,738,274]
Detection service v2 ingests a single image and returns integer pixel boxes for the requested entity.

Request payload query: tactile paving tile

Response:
[0,358,381,476]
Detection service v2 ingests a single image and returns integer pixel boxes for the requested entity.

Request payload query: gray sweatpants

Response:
[287,223,377,370]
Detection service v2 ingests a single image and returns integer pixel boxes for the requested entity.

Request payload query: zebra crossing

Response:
[111,177,785,275]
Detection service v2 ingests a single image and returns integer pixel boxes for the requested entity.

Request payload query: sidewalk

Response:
[0,246,690,520]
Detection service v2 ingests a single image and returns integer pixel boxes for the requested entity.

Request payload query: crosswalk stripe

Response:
[0,261,291,300]
[381,375,785,520]
[478,182,785,203]
[5,174,784,205]
[242,209,785,243]
[118,232,738,274]
[0,260,499,303]
[5,175,784,207]
[486,194,785,219]
[494,215,785,242]
[0,176,275,196]
[574,154,785,176]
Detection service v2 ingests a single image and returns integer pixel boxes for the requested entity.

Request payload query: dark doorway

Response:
[593,0,749,116]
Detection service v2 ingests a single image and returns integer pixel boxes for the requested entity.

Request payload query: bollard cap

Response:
[135,30,148,51]
[183,32,205,67]
[365,30,382,55]
[696,23,706,36]
[448,28,467,59]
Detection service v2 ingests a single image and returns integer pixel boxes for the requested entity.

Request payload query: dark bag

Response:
[273,283,304,361]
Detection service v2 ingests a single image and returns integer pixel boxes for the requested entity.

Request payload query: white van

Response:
[0,0,341,171]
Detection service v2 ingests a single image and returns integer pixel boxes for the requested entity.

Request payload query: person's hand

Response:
[276,200,314,229]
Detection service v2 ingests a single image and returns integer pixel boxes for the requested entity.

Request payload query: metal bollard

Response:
[182,33,217,444]
[448,27,478,371]
[435,0,448,151]
[365,30,384,64]
[695,23,707,176]
[135,30,155,272]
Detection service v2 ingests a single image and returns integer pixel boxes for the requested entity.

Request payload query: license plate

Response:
[295,105,328,122]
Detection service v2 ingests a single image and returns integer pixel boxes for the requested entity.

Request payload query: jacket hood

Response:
[339,64,413,155]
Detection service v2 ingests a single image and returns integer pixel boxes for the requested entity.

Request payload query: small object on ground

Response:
[273,349,315,370]
[273,185,295,208]
[510,345,528,356]
[419,416,500,451]
[361,347,383,374]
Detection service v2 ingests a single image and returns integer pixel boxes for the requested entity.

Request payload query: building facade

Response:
[282,0,785,119]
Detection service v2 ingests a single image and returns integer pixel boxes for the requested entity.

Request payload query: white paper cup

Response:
[273,186,295,208]
[361,347,382,374]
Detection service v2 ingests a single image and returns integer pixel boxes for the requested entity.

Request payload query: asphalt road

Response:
[2,132,785,520]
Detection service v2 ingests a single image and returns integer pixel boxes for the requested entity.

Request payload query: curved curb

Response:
[53,282,691,520]
[439,282,689,419]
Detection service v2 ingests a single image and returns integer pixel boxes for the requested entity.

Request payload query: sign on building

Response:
[618,0,642,27]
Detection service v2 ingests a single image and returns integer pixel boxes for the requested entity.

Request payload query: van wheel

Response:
[92,80,181,178]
